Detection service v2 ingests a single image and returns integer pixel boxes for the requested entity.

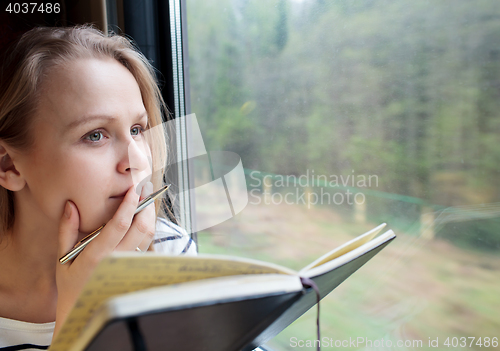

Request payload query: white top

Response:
[0,218,197,351]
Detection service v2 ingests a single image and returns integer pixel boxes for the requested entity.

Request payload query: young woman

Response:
[0,26,195,350]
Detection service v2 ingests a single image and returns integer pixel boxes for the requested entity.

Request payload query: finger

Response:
[84,184,140,258]
[116,182,155,251]
[137,203,156,251]
[115,203,156,251]
[139,181,153,202]
[57,201,80,260]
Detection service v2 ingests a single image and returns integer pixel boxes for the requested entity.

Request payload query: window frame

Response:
[118,0,197,242]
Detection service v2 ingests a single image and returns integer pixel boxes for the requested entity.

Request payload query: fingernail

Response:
[64,201,72,219]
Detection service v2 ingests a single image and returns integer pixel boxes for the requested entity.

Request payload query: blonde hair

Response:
[0,25,172,237]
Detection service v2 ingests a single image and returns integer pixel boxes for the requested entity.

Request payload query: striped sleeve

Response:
[152,217,197,256]
[0,318,53,351]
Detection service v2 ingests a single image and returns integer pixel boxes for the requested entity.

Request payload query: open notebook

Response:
[49,223,395,351]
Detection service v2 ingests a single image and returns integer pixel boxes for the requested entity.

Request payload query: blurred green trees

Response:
[187,0,500,208]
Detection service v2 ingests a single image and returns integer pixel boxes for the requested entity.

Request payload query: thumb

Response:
[58,200,80,258]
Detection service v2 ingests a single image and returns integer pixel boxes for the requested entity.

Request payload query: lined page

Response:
[49,253,291,351]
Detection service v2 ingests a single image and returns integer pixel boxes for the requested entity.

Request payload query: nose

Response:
[117,137,152,184]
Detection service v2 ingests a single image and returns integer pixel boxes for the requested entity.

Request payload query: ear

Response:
[0,143,26,192]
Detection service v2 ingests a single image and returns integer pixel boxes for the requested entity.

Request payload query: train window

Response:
[184,0,500,349]
[2,0,498,349]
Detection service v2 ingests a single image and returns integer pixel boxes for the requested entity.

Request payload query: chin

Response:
[78,222,103,235]
[79,210,116,234]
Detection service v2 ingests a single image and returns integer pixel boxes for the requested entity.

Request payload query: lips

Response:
[110,190,129,198]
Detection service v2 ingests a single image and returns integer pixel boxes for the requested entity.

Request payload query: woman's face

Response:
[13,58,152,233]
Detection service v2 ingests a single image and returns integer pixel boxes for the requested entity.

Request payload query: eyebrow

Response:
[65,112,148,132]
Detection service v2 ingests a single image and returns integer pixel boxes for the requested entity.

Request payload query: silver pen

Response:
[59,184,170,264]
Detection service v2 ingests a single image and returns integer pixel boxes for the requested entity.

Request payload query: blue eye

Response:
[131,126,143,136]
[86,131,103,142]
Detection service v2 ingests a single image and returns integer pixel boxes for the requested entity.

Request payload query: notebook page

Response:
[50,253,291,351]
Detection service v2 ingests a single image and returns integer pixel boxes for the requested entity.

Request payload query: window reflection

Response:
[186,0,500,349]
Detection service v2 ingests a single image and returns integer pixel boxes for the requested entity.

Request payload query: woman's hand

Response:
[53,182,155,338]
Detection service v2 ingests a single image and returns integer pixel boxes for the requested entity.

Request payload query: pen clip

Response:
[73,224,105,249]
[135,184,170,214]
[140,184,170,204]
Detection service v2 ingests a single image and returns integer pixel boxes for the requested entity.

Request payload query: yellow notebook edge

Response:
[299,229,396,278]
[298,223,387,273]
[104,251,299,275]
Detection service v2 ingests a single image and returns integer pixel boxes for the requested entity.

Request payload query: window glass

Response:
[186,0,500,349]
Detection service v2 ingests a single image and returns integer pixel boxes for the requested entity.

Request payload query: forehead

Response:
[35,58,145,128]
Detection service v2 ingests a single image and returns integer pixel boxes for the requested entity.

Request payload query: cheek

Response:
[51,155,99,192]
[63,156,117,232]
[29,150,112,232]
[17,164,77,227]
[21,136,120,231]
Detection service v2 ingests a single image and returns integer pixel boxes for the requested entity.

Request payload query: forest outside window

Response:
[184,0,500,350]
